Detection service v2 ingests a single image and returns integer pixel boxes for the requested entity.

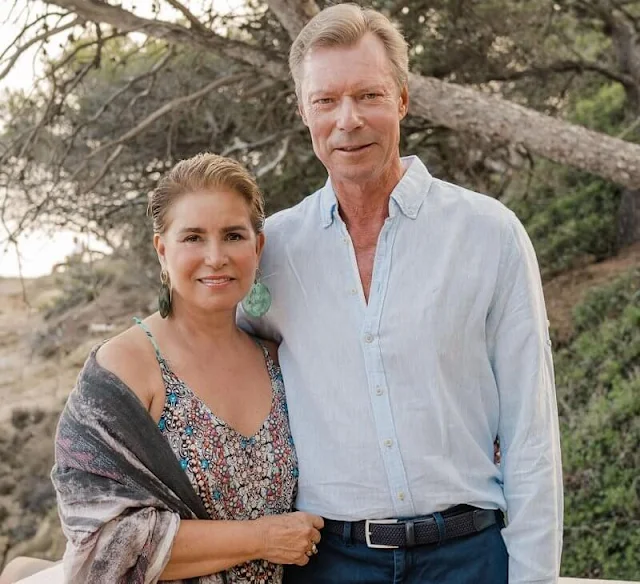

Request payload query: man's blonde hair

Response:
[289,3,409,97]
[148,153,265,234]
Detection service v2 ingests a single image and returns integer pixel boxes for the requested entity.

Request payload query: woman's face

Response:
[154,188,264,316]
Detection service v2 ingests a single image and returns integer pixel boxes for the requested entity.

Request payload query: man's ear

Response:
[298,102,309,127]
[399,84,409,120]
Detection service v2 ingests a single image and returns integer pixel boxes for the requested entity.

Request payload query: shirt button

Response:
[364,333,374,343]
[350,288,358,295]
[384,439,393,448]
[375,386,384,396]
[398,492,405,501]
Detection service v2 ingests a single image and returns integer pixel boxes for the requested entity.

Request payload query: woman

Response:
[1,153,322,583]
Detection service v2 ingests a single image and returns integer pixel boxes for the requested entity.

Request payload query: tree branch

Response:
[256,135,291,177]
[264,0,319,40]
[34,0,640,191]
[165,0,211,35]
[221,126,304,156]
[69,72,251,186]
[0,11,68,62]
[45,0,288,79]
[486,59,635,88]
[55,47,176,178]
[0,17,81,83]
[409,72,640,188]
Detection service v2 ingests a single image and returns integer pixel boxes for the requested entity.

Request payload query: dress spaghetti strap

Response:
[132,317,164,363]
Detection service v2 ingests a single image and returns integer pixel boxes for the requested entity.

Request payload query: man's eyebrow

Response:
[308,90,332,100]
[308,85,387,99]
[356,84,387,92]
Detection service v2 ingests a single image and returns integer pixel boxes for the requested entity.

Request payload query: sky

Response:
[0,0,243,277]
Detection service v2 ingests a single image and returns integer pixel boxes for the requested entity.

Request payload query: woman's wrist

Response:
[246,517,268,561]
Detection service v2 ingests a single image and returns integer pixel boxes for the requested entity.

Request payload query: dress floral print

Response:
[135,319,298,584]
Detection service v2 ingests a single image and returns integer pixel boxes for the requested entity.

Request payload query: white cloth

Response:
[239,156,563,583]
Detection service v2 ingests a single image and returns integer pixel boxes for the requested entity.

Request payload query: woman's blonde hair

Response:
[289,3,409,97]
[148,153,265,234]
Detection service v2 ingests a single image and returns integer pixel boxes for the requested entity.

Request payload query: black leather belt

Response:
[323,505,501,549]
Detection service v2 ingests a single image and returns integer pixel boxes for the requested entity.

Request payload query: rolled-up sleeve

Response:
[486,212,563,583]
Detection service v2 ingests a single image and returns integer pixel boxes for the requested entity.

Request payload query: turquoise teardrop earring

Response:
[242,272,271,317]
[158,269,172,318]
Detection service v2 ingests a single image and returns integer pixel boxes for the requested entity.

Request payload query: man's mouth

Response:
[336,143,372,152]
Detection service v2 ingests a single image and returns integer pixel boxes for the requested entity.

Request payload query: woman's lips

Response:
[198,277,234,288]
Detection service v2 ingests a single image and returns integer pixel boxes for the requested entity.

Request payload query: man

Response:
[241,4,563,583]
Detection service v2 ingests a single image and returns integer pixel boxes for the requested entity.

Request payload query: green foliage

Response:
[44,257,114,320]
[572,270,640,335]
[556,268,640,578]
[507,80,629,277]
[509,169,621,277]
[570,83,628,135]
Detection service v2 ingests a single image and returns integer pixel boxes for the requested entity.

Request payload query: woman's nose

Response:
[204,241,228,268]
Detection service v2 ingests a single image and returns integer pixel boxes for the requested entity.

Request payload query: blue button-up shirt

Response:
[240,156,563,583]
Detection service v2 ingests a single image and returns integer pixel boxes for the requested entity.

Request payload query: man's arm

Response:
[486,213,563,584]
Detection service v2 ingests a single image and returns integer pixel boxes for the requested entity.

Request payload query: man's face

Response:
[298,34,408,188]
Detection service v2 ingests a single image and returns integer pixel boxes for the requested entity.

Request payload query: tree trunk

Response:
[46,0,640,190]
[408,73,640,191]
[618,189,640,246]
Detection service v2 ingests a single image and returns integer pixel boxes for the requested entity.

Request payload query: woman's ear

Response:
[153,233,166,268]
[256,232,266,260]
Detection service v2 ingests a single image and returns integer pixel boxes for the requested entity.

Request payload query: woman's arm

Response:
[161,512,324,580]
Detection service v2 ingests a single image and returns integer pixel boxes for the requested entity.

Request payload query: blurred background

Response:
[0,0,638,579]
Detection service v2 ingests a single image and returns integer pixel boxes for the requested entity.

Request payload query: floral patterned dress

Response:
[134,319,299,584]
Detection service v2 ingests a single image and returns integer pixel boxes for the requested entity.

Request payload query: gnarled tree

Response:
[1,0,639,255]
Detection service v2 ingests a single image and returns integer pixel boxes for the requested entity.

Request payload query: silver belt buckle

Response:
[364,519,399,549]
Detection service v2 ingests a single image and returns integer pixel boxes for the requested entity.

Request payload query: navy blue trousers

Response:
[283,523,508,584]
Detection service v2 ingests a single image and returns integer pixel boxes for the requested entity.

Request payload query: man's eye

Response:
[184,234,201,243]
[226,232,244,241]
[314,98,333,105]
[363,93,379,100]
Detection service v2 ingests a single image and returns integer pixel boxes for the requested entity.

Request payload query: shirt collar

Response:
[320,155,432,228]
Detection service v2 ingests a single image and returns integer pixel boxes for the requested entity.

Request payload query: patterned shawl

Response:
[51,347,224,584]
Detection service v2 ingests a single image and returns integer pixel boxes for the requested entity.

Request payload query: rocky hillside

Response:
[0,264,153,569]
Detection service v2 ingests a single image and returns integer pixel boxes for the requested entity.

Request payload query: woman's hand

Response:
[255,512,324,565]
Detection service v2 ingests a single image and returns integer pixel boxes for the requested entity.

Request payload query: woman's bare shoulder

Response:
[96,324,160,408]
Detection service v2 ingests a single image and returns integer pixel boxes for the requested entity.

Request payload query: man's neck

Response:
[332,158,405,232]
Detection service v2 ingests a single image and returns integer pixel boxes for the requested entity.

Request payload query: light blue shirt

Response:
[240,156,563,583]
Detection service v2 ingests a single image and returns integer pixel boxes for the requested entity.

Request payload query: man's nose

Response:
[336,97,363,132]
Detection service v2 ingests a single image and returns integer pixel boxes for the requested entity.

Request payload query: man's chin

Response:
[329,162,379,185]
